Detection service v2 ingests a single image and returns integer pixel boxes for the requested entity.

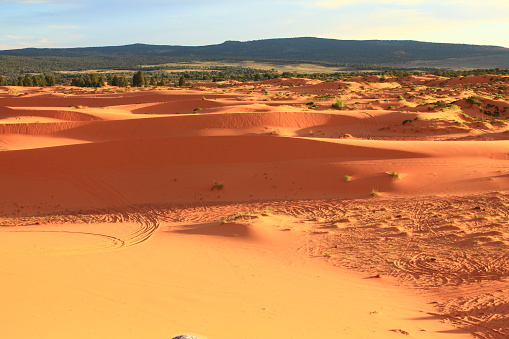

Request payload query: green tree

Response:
[132,71,147,87]
[71,77,85,87]
[110,75,119,86]
[118,75,128,87]
[44,75,56,86]
[89,74,99,87]
[98,75,106,87]
[23,74,33,86]
[178,75,186,87]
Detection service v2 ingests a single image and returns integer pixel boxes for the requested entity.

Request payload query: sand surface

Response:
[1,75,509,338]
[0,216,471,339]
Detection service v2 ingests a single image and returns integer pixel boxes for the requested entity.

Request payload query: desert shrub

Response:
[387,171,400,180]
[440,104,461,111]
[467,96,482,105]
[211,182,224,190]
[331,100,345,110]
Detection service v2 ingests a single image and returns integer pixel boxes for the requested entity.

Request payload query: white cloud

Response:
[4,34,55,48]
[6,34,33,39]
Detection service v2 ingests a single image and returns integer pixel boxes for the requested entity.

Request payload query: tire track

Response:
[357,111,378,137]
[0,229,125,256]
[427,312,508,339]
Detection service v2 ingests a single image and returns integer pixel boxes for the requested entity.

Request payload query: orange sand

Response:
[0,217,471,339]
[2,76,509,338]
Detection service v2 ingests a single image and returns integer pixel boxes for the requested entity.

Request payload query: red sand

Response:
[2,77,509,338]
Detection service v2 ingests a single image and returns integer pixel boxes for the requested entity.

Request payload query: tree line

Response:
[1,68,508,89]
[0,74,55,86]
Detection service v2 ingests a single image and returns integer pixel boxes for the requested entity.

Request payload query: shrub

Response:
[331,100,345,110]
[467,96,482,105]
[387,171,400,180]
[211,182,224,190]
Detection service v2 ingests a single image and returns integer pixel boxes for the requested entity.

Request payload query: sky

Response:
[1,0,509,50]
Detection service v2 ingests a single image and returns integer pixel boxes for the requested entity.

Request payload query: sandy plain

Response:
[1,74,509,338]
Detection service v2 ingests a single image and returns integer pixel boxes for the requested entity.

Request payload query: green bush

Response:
[331,100,345,110]
[211,182,224,190]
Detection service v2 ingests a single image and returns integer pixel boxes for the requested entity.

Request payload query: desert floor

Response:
[1,74,509,338]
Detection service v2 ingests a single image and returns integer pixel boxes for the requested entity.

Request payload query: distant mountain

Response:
[0,43,188,57]
[1,37,509,68]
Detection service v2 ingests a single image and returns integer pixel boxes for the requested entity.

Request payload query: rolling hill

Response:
[1,37,508,69]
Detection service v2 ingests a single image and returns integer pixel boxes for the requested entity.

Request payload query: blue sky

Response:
[1,0,508,50]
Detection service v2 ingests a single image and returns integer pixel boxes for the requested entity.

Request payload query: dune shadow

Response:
[168,221,254,239]
[409,309,509,338]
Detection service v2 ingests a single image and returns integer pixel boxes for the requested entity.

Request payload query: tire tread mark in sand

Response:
[438,290,509,339]
[427,312,507,339]
[0,230,125,256]
[56,170,160,248]
[120,210,160,247]
[358,111,378,138]
[393,251,509,287]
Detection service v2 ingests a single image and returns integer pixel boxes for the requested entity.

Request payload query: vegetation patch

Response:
[211,182,224,190]
[331,100,345,110]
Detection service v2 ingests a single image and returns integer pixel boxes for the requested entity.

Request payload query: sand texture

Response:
[1,75,509,338]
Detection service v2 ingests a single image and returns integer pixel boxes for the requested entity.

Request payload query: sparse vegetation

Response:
[467,96,483,106]
[331,100,345,110]
[211,182,224,190]
[387,171,401,180]
[220,209,272,224]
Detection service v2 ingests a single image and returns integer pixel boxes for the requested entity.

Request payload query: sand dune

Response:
[1,76,509,338]
[0,215,473,339]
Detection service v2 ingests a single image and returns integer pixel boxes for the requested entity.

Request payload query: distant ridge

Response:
[1,37,509,67]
